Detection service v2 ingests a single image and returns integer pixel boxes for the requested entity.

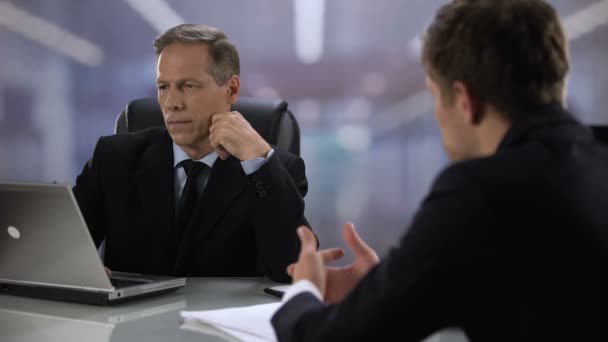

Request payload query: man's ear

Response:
[452,81,483,125]
[226,75,240,105]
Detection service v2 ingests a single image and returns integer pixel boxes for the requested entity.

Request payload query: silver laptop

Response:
[0,182,186,305]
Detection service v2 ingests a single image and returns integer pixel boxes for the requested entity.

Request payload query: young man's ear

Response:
[226,75,241,105]
[453,81,483,125]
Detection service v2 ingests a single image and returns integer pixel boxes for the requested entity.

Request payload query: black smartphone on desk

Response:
[263,287,285,299]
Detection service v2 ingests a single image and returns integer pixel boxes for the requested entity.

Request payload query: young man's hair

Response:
[422,0,569,117]
[154,24,240,86]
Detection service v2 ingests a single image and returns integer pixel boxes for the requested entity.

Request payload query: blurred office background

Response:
[1,0,608,261]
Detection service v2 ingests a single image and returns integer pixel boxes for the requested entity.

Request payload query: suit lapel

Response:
[175,156,247,267]
[132,130,175,236]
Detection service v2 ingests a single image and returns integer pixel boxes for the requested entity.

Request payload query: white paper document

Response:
[180,302,282,342]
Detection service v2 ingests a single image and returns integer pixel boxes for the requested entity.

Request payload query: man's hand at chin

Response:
[209,111,271,161]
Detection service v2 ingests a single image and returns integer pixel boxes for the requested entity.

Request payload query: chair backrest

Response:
[115,97,301,156]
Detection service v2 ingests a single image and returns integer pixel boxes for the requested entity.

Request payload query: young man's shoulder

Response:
[434,132,608,200]
[431,147,548,197]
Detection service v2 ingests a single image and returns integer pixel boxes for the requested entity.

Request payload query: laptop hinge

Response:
[0,278,114,293]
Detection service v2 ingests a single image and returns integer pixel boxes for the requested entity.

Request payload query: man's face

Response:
[156,43,232,150]
[426,76,477,162]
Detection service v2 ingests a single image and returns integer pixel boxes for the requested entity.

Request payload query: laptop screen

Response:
[0,183,112,290]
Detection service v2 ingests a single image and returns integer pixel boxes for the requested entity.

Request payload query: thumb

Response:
[343,222,377,259]
[297,226,317,254]
[286,263,295,276]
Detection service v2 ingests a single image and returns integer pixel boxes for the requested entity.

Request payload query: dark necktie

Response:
[177,160,207,232]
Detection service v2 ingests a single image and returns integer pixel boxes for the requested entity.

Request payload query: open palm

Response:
[289,223,379,304]
[323,223,379,303]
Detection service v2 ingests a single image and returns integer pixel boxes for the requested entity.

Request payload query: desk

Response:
[0,277,468,342]
[0,277,279,342]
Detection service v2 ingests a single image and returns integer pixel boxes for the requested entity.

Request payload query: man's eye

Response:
[157,85,167,91]
[184,84,196,89]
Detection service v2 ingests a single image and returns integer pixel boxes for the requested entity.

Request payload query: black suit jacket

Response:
[272,104,608,341]
[73,127,309,282]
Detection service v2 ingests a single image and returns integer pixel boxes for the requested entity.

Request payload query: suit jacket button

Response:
[255,181,264,189]
[258,190,267,198]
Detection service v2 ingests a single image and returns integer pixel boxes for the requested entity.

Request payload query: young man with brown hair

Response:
[272,1,608,340]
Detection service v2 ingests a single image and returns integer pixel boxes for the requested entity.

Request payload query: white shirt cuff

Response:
[281,280,323,303]
[240,148,275,175]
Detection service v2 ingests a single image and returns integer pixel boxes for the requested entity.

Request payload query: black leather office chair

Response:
[115,97,301,156]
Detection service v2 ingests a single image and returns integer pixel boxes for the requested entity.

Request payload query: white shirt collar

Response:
[172,143,219,169]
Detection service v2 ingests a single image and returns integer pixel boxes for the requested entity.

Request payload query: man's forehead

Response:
[157,44,210,67]
[159,42,210,57]
[156,54,211,81]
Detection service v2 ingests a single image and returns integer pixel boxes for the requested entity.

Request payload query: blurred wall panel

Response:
[0,0,607,261]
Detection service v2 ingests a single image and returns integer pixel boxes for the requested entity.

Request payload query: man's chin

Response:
[168,132,191,146]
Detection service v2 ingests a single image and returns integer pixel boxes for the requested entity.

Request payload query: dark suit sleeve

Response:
[72,137,108,247]
[272,167,495,341]
[247,147,310,283]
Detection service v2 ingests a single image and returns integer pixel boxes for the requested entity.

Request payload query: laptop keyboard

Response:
[110,278,149,288]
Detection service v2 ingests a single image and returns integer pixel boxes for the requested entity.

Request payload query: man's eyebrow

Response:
[156,78,202,84]
[181,78,203,83]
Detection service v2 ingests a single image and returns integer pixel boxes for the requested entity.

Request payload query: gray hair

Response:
[154,24,240,86]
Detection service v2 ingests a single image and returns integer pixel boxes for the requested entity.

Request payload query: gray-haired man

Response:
[74,24,310,282]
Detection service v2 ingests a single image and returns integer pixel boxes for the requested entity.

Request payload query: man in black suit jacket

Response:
[73,24,309,282]
[272,0,608,340]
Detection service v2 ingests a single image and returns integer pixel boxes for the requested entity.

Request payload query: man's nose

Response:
[163,88,184,111]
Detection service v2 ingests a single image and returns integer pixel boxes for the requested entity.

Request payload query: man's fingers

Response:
[211,111,242,126]
[209,130,228,156]
[297,226,317,253]
[343,222,378,260]
[216,146,231,160]
[210,111,228,125]
[320,248,344,264]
